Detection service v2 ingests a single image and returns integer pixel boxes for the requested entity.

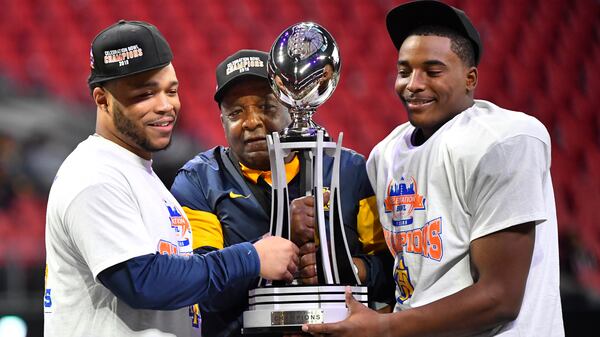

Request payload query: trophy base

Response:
[242,285,368,335]
[241,326,305,335]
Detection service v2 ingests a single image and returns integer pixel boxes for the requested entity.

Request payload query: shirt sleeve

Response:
[467,135,550,241]
[172,170,225,250]
[183,207,224,250]
[351,152,396,305]
[356,195,388,255]
[366,144,381,197]
[351,151,388,255]
[65,182,157,279]
[171,169,211,212]
[98,242,260,310]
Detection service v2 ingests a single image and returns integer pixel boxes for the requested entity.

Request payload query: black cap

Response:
[214,49,269,103]
[88,20,173,87]
[386,0,482,65]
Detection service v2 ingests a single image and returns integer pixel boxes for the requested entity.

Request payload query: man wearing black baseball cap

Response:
[304,1,564,336]
[87,20,174,90]
[171,49,395,336]
[44,22,300,337]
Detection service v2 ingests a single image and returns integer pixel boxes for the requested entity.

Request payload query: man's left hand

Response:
[302,287,387,337]
[290,192,330,247]
[298,242,318,285]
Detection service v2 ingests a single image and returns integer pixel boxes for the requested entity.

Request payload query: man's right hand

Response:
[290,191,331,247]
[254,236,299,283]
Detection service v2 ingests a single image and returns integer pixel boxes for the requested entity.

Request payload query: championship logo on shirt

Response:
[165,202,193,254]
[383,177,425,226]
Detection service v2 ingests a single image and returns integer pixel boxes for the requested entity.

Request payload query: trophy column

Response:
[242,131,368,334]
[266,131,361,285]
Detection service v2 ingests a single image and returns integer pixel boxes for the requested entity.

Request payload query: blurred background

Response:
[0,0,598,336]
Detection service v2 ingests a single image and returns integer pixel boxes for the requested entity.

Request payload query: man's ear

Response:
[220,112,227,131]
[466,66,478,94]
[92,86,109,113]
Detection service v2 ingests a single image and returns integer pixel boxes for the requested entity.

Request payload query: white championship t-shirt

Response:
[44,135,201,337]
[367,100,564,336]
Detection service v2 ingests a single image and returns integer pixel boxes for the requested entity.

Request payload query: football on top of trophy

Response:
[268,22,341,111]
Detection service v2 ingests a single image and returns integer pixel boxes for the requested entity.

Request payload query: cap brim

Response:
[213,72,269,103]
[88,60,171,86]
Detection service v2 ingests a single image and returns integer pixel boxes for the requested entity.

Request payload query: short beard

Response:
[112,105,172,153]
